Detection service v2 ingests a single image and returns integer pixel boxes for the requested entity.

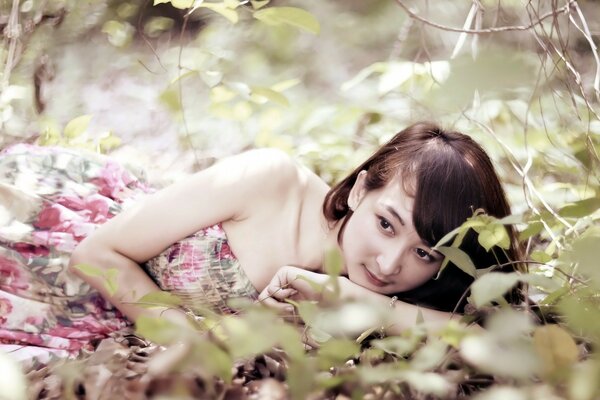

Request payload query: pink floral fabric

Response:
[0,144,258,362]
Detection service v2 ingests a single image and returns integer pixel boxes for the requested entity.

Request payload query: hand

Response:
[258,266,333,315]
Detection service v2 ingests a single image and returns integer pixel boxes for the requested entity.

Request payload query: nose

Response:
[376,247,404,276]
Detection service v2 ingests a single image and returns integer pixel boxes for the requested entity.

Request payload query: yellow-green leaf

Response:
[135,316,181,345]
[478,223,510,251]
[63,115,92,139]
[72,263,105,278]
[559,196,600,218]
[533,325,579,376]
[137,291,183,308]
[323,247,343,277]
[104,268,119,296]
[251,0,269,10]
[250,86,289,106]
[161,0,195,9]
[198,3,239,23]
[254,6,320,35]
[470,272,520,307]
[436,246,476,277]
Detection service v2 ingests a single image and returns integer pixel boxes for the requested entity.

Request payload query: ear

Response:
[348,170,367,211]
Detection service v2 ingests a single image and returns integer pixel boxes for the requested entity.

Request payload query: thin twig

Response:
[394,0,575,34]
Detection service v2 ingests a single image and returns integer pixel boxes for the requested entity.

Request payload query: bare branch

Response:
[394,0,576,34]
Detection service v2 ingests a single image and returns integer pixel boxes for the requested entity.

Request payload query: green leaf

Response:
[254,7,320,35]
[530,250,552,264]
[372,335,422,357]
[156,0,195,9]
[101,20,134,47]
[63,115,92,139]
[197,3,239,23]
[470,272,520,308]
[478,223,510,251]
[72,263,105,278]
[519,221,544,241]
[251,0,269,9]
[135,316,182,344]
[250,86,289,106]
[436,246,476,277]
[137,291,183,308]
[317,339,360,369]
[560,228,600,287]
[323,247,343,277]
[191,340,233,382]
[559,196,600,218]
[98,132,122,153]
[104,268,119,296]
[533,325,579,376]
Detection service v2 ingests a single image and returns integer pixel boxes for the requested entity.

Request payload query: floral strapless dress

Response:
[0,144,258,362]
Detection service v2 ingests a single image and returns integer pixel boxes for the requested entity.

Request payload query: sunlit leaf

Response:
[254,7,320,35]
[530,250,552,264]
[144,16,174,37]
[156,0,195,9]
[478,223,510,251]
[460,334,541,379]
[519,221,544,241]
[436,246,476,277]
[470,272,520,307]
[287,358,317,400]
[341,62,386,91]
[101,20,134,47]
[250,86,289,106]
[317,339,360,369]
[135,316,182,344]
[72,263,105,278]
[98,131,122,153]
[559,196,600,218]
[197,2,239,23]
[410,339,448,371]
[533,324,579,377]
[63,114,92,139]
[471,385,528,400]
[190,340,233,382]
[323,247,343,277]
[568,359,600,400]
[104,268,119,296]
[557,294,600,342]
[371,335,422,357]
[561,228,600,286]
[137,290,183,308]
[251,0,269,9]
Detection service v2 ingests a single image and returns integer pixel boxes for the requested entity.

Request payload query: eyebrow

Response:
[384,205,405,226]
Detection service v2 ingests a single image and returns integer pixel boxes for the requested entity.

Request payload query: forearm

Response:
[69,241,189,327]
[338,280,458,335]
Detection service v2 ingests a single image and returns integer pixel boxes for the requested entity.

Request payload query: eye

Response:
[377,216,394,233]
[415,248,435,262]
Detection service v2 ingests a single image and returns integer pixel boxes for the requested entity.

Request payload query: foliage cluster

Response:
[1,0,600,399]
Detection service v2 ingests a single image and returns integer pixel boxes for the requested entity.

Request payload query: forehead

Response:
[374,176,415,216]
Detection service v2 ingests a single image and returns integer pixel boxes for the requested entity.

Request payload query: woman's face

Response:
[340,172,442,295]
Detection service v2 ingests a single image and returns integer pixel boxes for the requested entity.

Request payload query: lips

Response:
[362,265,388,287]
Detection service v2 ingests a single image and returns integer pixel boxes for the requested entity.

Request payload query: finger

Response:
[270,288,298,301]
[259,296,295,315]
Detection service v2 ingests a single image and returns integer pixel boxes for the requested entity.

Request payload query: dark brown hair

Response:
[323,122,523,312]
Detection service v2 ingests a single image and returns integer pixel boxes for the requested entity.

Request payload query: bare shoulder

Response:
[217,148,310,196]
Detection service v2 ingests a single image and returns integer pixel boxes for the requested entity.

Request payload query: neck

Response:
[317,214,346,274]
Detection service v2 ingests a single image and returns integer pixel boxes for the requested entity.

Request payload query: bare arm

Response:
[258,266,458,335]
[70,148,301,325]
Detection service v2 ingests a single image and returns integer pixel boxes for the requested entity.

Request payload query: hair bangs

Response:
[412,146,482,247]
